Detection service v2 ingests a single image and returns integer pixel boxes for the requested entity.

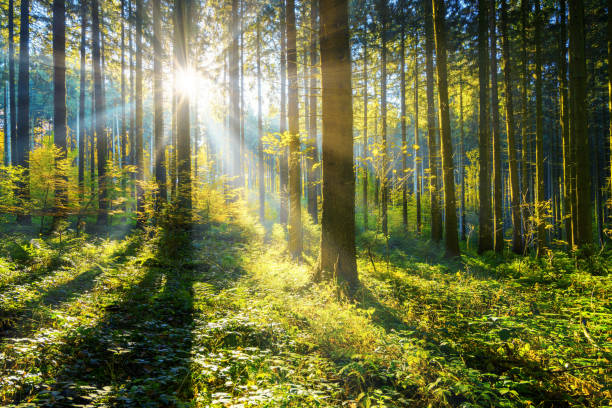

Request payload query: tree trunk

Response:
[568,0,592,248]
[432,0,459,256]
[316,0,358,289]
[8,0,16,166]
[92,0,107,225]
[534,0,545,256]
[175,0,192,222]
[501,0,523,254]
[400,22,408,230]
[363,34,368,231]
[78,1,87,200]
[608,0,612,209]
[53,0,67,222]
[307,0,319,224]
[279,0,289,225]
[415,32,421,234]
[120,0,127,213]
[490,0,503,252]
[134,0,144,224]
[287,0,303,258]
[377,0,389,236]
[478,0,493,253]
[424,0,442,242]
[520,0,530,245]
[153,0,166,209]
[459,72,465,241]
[257,17,265,222]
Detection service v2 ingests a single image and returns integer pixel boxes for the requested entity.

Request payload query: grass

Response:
[0,200,610,407]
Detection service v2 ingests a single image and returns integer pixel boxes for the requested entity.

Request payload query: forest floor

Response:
[0,202,611,407]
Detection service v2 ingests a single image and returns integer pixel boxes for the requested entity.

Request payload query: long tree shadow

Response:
[21,221,247,407]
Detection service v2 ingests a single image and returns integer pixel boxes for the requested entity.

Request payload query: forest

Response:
[0,0,610,405]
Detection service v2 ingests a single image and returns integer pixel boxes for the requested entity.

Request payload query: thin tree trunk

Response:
[378,0,389,236]
[307,0,319,224]
[120,0,127,214]
[459,72,466,241]
[175,0,192,222]
[501,0,523,254]
[559,0,572,247]
[135,0,144,224]
[8,0,16,166]
[432,0,459,256]
[16,0,30,223]
[520,0,530,245]
[424,0,442,241]
[153,0,166,209]
[534,0,545,255]
[415,33,421,234]
[316,0,358,289]
[478,0,493,253]
[363,35,368,231]
[78,1,87,200]
[92,0,107,225]
[257,17,265,222]
[287,0,303,258]
[400,21,408,230]
[53,0,67,222]
[490,0,503,252]
[279,0,289,225]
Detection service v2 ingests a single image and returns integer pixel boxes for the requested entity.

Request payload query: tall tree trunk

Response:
[568,0,592,248]
[153,0,166,209]
[53,0,67,222]
[478,0,493,253]
[424,0,442,241]
[520,0,530,244]
[307,0,319,224]
[229,0,240,191]
[534,0,545,256]
[378,0,389,236]
[608,0,612,205]
[459,72,466,240]
[363,36,369,231]
[78,1,87,200]
[175,0,192,222]
[316,0,358,289]
[501,0,523,254]
[415,33,421,234]
[559,0,572,247]
[239,0,245,188]
[432,0,459,256]
[490,0,503,252]
[257,17,265,222]
[120,0,127,213]
[16,0,31,223]
[92,0,107,225]
[287,0,302,258]
[8,0,16,166]
[135,0,144,224]
[279,0,289,225]
[400,22,408,230]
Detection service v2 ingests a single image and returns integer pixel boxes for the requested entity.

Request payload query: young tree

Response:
[534,0,545,256]
[316,0,358,289]
[424,0,442,242]
[432,0,459,256]
[53,0,67,220]
[501,0,523,253]
[477,0,493,253]
[286,0,302,258]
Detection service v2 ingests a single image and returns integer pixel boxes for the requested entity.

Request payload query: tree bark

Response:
[490,0,503,252]
[520,0,530,245]
[478,0,493,253]
[78,1,87,201]
[257,17,265,222]
[432,0,459,257]
[286,0,303,258]
[400,19,408,230]
[92,0,107,225]
[8,0,16,166]
[568,0,592,248]
[378,0,389,236]
[424,0,442,242]
[363,33,368,231]
[414,33,421,234]
[501,0,523,254]
[154,0,166,209]
[534,0,546,256]
[53,0,67,221]
[316,0,358,289]
[307,0,319,224]
[279,0,289,225]
[135,0,144,224]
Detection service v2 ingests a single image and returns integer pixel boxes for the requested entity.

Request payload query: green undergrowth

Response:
[0,204,610,407]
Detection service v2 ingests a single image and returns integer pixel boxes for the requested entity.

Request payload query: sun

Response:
[174,67,201,99]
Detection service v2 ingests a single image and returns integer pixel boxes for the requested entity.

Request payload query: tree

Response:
[400,1,408,230]
[608,0,611,200]
[154,0,167,208]
[424,0,442,242]
[490,0,503,252]
[78,1,87,200]
[230,0,240,190]
[175,0,192,221]
[53,0,67,221]
[92,0,107,225]
[534,0,545,256]
[257,16,264,222]
[316,0,358,289]
[286,0,302,258]
[279,0,289,225]
[135,0,144,223]
[477,0,492,253]
[414,32,421,234]
[568,0,591,248]
[120,0,127,207]
[377,0,389,236]
[432,0,459,257]
[559,0,571,247]
[520,0,530,242]
[8,0,16,166]
[501,0,523,254]
[362,25,369,231]
[16,0,31,223]
[307,0,319,224]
